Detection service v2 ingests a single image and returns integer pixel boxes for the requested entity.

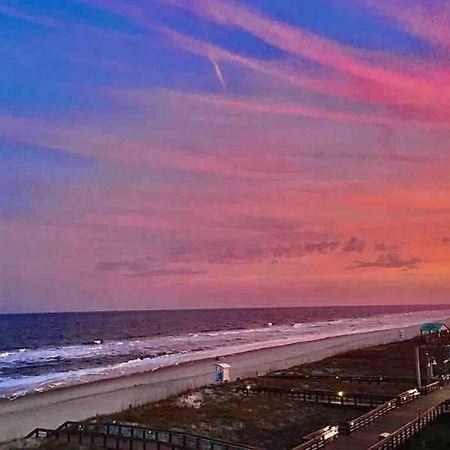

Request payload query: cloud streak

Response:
[96,260,207,278]
[0,5,59,28]
[98,237,367,272]
[84,0,450,126]
[165,0,450,119]
[351,252,422,271]
[1,0,449,311]
[362,0,450,49]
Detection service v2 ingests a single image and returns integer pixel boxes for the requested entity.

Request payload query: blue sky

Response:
[0,0,449,312]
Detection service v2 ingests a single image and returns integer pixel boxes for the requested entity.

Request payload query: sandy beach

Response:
[0,319,445,443]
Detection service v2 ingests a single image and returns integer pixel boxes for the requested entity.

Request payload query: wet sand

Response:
[0,321,438,443]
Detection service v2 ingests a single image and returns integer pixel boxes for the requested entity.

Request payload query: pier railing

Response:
[26,421,256,450]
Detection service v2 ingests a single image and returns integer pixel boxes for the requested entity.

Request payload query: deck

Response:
[324,384,450,449]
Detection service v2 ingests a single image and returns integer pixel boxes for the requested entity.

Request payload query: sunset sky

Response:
[1,0,449,312]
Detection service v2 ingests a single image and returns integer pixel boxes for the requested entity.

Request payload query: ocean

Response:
[1,305,450,399]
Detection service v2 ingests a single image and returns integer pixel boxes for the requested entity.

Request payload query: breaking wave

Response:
[1,308,449,398]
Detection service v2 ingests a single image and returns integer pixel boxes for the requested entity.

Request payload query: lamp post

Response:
[425,352,437,383]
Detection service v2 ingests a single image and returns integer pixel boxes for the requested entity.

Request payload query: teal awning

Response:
[420,322,447,332]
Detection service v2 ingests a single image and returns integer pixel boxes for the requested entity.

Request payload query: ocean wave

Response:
[1,308,450,398]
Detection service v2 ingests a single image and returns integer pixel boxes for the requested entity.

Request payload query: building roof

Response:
[215,363,231,369]
[420,322,448,332]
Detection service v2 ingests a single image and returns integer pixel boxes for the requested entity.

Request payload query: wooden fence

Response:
[26,421,255,450]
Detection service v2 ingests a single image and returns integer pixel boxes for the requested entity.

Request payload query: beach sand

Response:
[0,320,443,443]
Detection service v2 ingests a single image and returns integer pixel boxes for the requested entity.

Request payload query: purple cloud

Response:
[350,252,422,271]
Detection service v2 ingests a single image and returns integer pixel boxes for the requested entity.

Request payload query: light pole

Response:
[425,352,437,383]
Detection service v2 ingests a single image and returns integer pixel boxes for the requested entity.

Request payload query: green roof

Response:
[420,322,447,332]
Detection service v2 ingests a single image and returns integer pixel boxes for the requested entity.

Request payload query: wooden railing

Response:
[339,400,397,434]
[26,421,255,450]
[420,330,450,345]
[419,380,441,395]
[26,428,56,439]
[338,389,418,434]
[367,403,445,450]
[290,425,339,450]
[367,400,450,450]
[443,399,450,414]
[396,388,420,405]
[238,386,389,408]
[265,373,415,385]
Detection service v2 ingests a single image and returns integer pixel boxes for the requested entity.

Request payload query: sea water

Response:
[1,305,449,398]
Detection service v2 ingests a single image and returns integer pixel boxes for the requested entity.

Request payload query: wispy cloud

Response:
[102,236,367,269]
[0,5,59,28]
[165,0,450,118]
[83,0,450,126]
[350,252,422,271]
[156,24,340,96]
[96,260,207,278]
[179,92,448,128]
[361,0,450,49]
[342,237,365,253]
[2,0,450,310]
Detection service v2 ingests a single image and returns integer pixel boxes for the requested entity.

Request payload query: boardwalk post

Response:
[415,346,422,388]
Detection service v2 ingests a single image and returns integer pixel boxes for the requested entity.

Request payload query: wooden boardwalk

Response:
[26,421,255,450]
[324,385,450,449]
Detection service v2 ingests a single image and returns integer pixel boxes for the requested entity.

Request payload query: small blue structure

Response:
[420,323,448,333]
[420,322,450,341]
[214,363,231,383]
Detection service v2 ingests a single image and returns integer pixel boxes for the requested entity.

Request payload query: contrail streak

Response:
[208,56,226,89]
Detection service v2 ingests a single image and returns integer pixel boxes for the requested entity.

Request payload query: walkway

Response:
[324,385,450,449]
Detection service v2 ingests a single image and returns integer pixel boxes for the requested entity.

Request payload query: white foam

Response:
[1,308,450,398]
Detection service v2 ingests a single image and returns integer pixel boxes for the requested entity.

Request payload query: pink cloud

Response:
[172,91,450,129]
[82,0,450,125]
[165,0,450,118]
[362,0,450,49]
